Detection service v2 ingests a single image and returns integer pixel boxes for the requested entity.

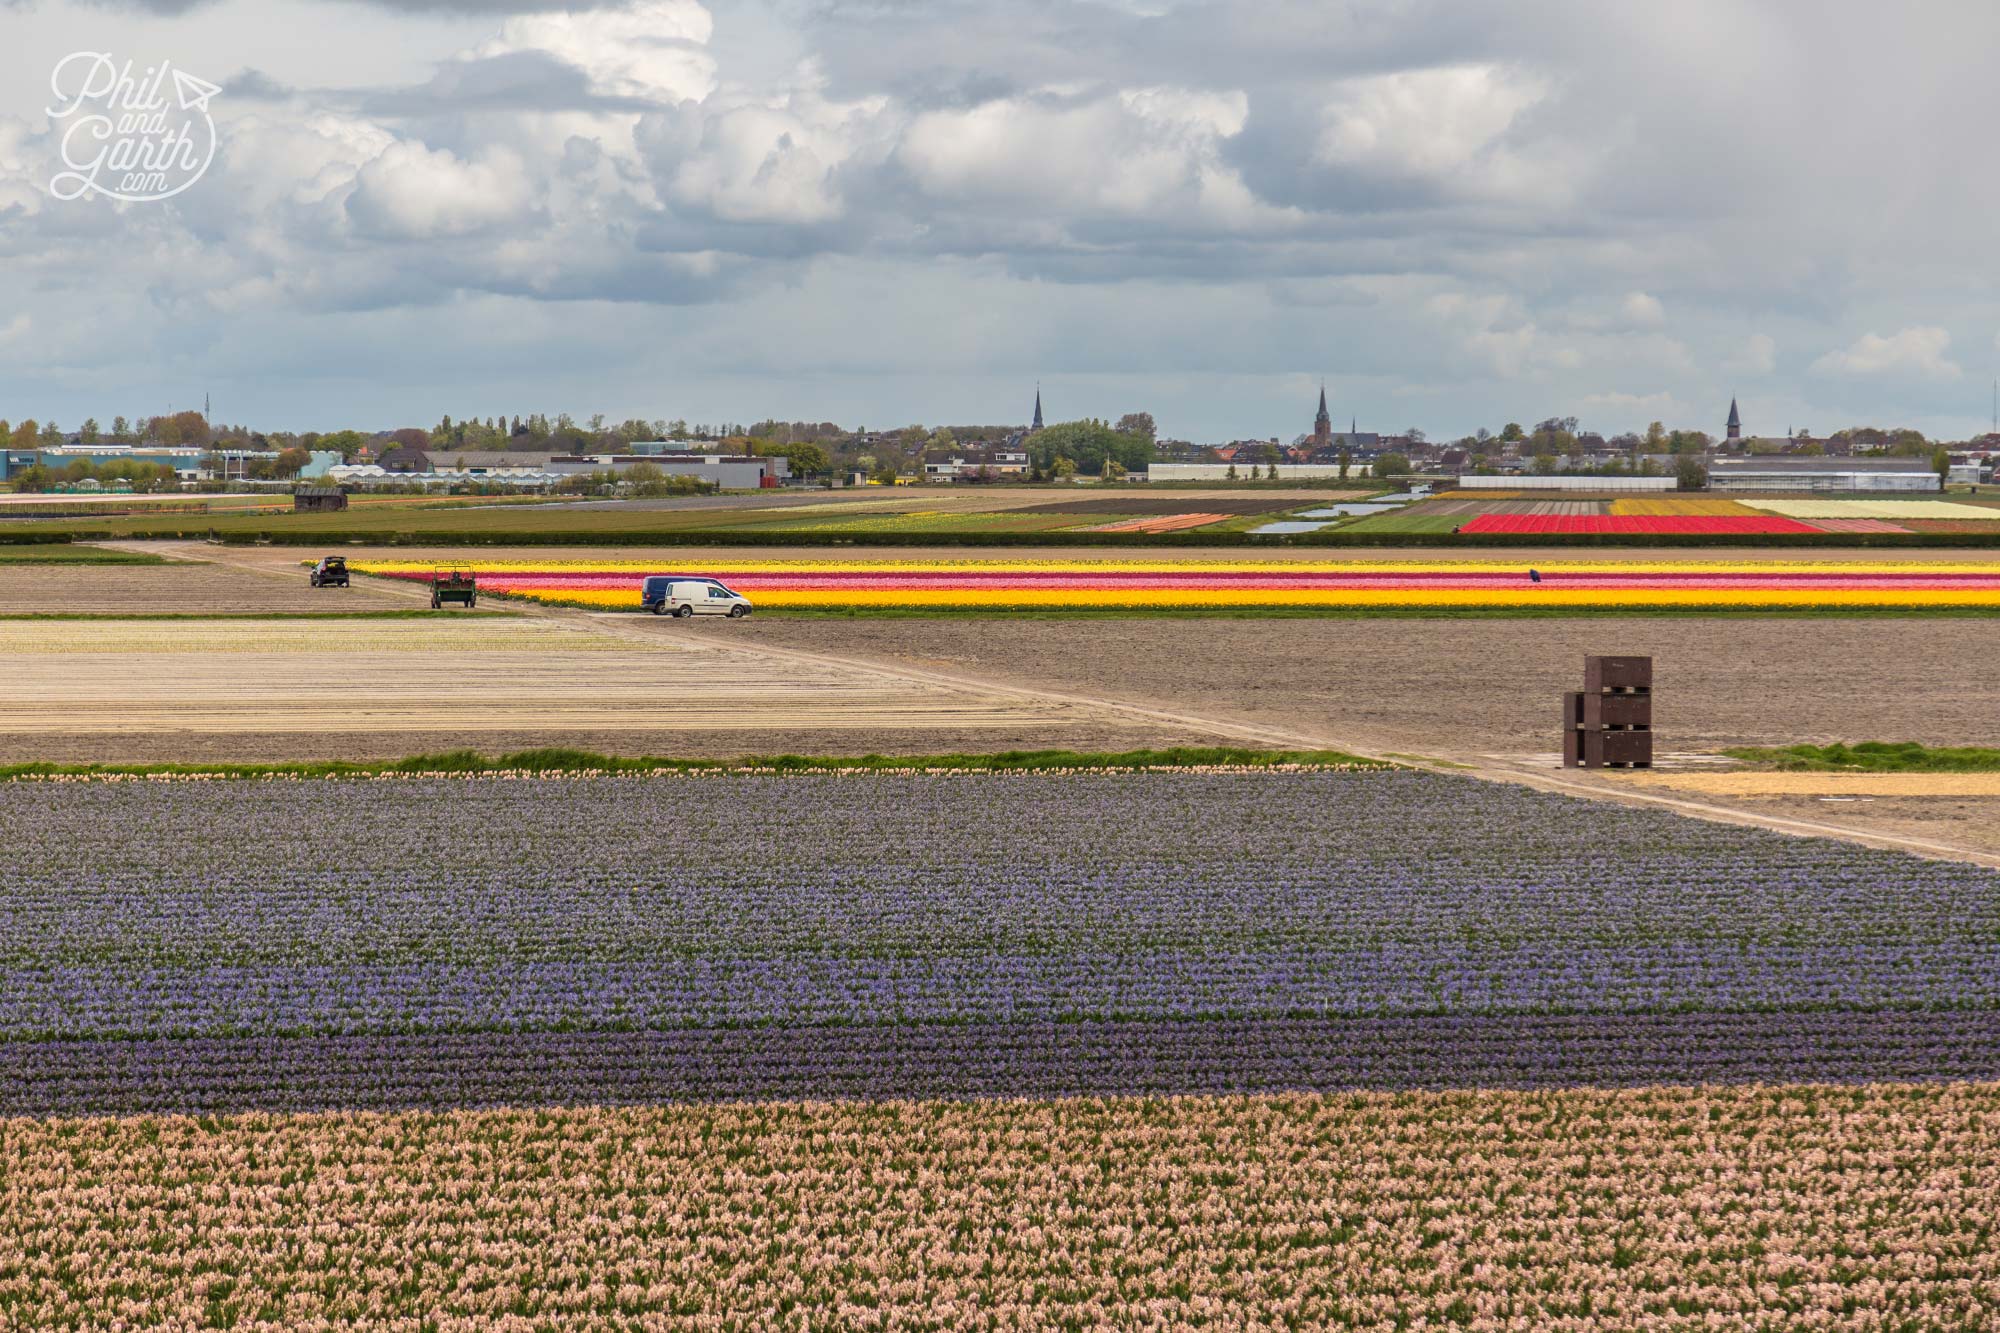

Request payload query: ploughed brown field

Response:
[700,615,2000,755]
[702,614,2000,860]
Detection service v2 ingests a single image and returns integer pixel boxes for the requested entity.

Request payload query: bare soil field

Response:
[1623,772,2000,797]
[1606,771,2000,857]
[0,618,1183,764]
[697,616,2000,756]
[694,614,2000,863]
[0,562,413,614]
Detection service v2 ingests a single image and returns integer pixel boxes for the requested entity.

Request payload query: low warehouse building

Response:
[1707,457,1941,492]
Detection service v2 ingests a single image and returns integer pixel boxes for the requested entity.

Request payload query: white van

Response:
[642,576,753,618]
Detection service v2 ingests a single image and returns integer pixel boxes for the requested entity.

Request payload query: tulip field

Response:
[351,555,2000,611]
[7,768,2000,1326]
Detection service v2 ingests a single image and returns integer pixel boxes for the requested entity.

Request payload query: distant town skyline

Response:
[3,1,1998,440]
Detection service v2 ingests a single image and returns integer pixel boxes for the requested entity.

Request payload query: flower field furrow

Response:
[3,771,1998,1106]
[446,568,2000,587]
[10,941,2000,1040]
[7,1011,1999,1116]
[10,766,2000,1325]
[351,557,2000,610]
[7,1085,2000,1330]
[1460,513,1820,534]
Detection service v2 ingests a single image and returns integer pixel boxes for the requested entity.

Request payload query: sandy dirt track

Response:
[1623,771,2000,796]
[0,563,415,614]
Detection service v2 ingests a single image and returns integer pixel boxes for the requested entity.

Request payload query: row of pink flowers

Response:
[5,1082,1995,1329]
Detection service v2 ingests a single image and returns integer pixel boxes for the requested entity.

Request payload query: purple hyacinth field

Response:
[2,769,1997,1114]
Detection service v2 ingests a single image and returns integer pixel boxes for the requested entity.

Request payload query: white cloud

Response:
[12,0,2000,440]
[1312,64,1556,201]
[1811,327,1962,381]
[641,75,886,224]
[477,0,717,103]
[345,142,533,239]
[898,85,1277,228]
[1620,291,1664,328]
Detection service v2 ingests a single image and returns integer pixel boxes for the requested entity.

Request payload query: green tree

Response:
[1499,422,1525,443]
[760,441,831,477]
[1531,451,1558,475]
[155,411,211,447]
[1676,455,1708,491]
[1373,451,1411,480]
[110,416,131,443]
[1029,419,1153,477]
[1934,447,1952,489]
[1114,413,1156,448]
[79,418,100,445]
[1337,448,1351,480]
[12,420,38,449]
[318,430,368,462]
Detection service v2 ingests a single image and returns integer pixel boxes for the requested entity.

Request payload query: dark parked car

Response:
[309,556,349,588]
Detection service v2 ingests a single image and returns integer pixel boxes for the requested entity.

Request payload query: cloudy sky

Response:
[1,0,1996,442]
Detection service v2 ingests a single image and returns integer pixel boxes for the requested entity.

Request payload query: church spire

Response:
[1726,397,1742,441]
[1313,382,1332,446]
[1032,386,1044,432]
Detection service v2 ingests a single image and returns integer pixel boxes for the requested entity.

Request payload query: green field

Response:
[0,744,1387,782]
[0,494,1325,546]
[1725,741,2000,772]
[0,545,164,564]
[8,487,2000,546]
[1333,511,1470,535]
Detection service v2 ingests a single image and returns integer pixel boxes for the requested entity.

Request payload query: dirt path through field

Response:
[81,542,2000,867]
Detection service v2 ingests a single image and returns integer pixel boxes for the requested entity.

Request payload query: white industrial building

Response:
[1147,463,1361,482]
[1707,458,1941,492]
[1454,475,1677,492]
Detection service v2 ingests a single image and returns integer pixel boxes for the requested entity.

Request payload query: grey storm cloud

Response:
[3,0,1999,441]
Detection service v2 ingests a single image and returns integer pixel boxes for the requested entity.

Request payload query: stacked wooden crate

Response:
[1564,655,1653,768]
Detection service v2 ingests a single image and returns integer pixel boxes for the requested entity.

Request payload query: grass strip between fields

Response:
[0,745,1393,782]
[0,546,164,564]
[1724,741,2000,772]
